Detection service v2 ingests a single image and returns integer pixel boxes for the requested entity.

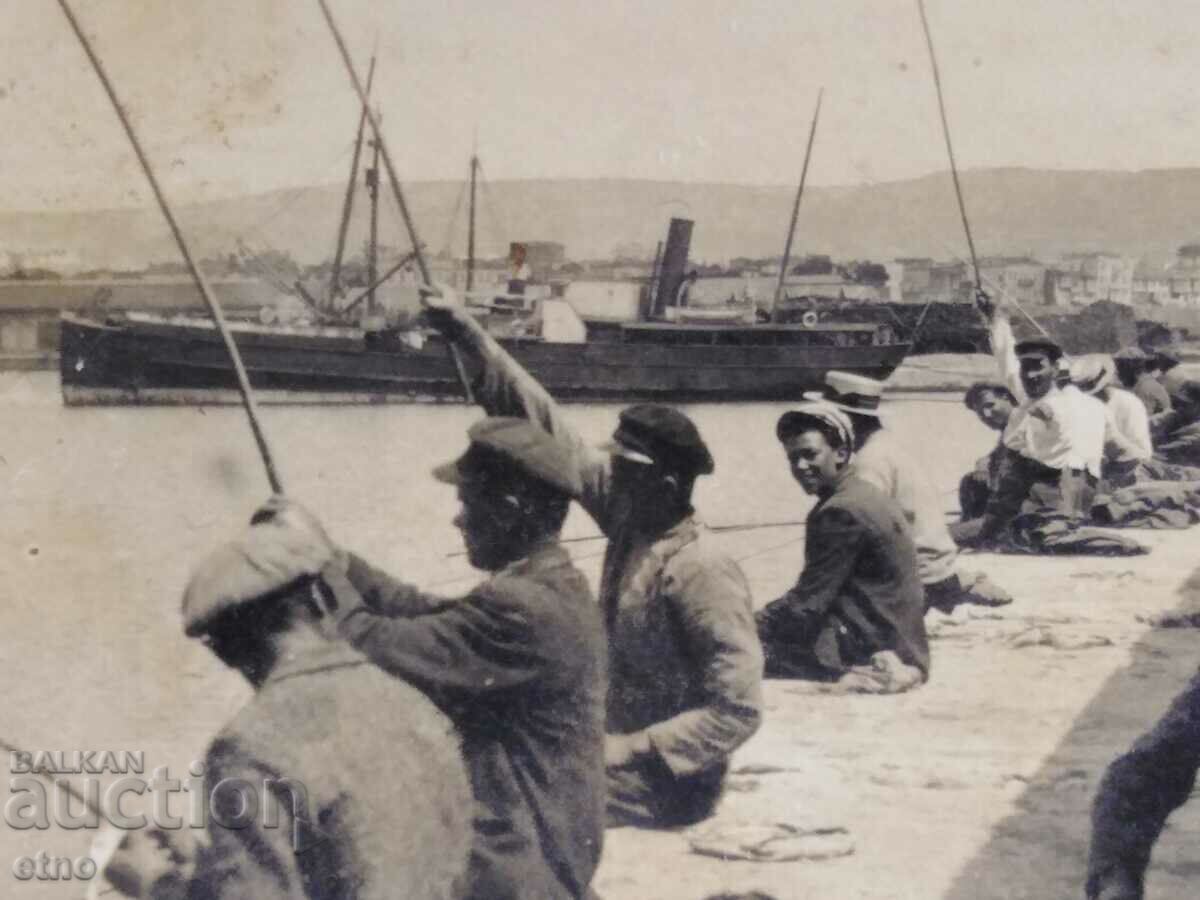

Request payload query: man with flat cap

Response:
[805,370,1012,613]
[952,296,1146,555]
[420,286,763,830]
[95,503,473,899]
[312,416,608,900]
[755,402,929,688]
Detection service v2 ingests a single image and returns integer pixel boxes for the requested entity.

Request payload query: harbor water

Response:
[0,369,990,897]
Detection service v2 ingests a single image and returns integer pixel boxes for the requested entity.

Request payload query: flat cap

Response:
[776,401,855,450]
[433,417,583,498]
[1153,350,1181,372]
[182,510,335,637]
[1015,337,1064,363]
[602,404,714,476]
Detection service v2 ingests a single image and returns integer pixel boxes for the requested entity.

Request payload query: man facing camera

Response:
[756,402,929,691]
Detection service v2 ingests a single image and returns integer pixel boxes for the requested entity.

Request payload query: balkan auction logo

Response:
[5,750,313,884]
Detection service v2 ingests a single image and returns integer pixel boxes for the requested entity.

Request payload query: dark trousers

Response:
[958,471,992,521]
[607,754,726,829]
[955,451,1146,557]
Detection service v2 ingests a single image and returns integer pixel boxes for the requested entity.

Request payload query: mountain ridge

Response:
[6,167,1200,270]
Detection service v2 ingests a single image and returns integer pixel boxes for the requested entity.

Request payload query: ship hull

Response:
[60,313,911,405]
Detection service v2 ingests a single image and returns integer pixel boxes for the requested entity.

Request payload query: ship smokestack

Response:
[653,218,694,318]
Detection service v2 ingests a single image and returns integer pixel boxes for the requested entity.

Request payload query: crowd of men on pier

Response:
[93,287,1200,899]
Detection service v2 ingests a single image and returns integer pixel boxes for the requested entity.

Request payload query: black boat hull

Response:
[60,313,911,405]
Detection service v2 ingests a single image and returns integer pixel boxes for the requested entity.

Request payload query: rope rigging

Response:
[916,0,1050,341]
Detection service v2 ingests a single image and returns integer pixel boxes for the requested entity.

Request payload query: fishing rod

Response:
[444,508,965,558]
[314,0,475,402]
[58,0,284,494]
[915,0,1050,340]
[0,737,101,817]
[773,88,824,309]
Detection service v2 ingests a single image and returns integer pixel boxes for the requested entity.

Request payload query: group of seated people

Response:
[956,297,1200,551]
[102,287,1196,898]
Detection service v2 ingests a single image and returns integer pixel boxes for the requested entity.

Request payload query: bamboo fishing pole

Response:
[444,508,964,558]
[58,0,284,494]
[314,0,475,402]
[0,737,101,817]
[915,0,1050,339]
[773,88,824,310]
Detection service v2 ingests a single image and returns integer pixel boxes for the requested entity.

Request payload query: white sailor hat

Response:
[803,370,885,418]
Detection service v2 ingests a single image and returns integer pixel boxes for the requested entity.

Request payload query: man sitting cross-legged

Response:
[755,402,930,692]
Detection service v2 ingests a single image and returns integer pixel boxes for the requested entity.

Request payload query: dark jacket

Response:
[1088,666,1200,899]
[757,472,929,677]
[184,643,472,899]
[430,307,764,813]
[331,543,607,900]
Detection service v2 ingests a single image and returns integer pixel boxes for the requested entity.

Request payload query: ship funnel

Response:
[653,218,694,317]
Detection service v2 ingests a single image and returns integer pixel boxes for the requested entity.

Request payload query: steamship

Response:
[59,218,909,405]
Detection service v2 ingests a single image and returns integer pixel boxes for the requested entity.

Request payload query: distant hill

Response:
[6,167,1200,269]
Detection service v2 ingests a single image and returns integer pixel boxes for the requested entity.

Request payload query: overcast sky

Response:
[3,1,1197,210]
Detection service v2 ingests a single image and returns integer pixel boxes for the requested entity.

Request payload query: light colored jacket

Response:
[851,429,958,586]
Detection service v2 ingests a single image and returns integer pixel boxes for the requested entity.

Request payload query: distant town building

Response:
[977,256,1050,308]
[891,258,969,304]
[1132,261,1172,306]
[1053,252,1134,306]
[781,273,884,302]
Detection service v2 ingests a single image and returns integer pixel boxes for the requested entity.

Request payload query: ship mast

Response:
[466,151,478,293]
[773,88,823,311]
[366,109,381,317]
[329,55,375,304]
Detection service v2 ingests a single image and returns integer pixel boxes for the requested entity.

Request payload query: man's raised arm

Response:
[421,287,612,527]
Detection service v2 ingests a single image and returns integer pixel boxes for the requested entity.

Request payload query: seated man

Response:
[1088,660,1200,900]
[421,287,763,831]
[960,382,1017,518]
[1155,380,1200,466]
[1114,346,1170,417]
[756,402,929,689]
[321,418,608,900]
[94,505,473,900]
[1072,354,1200,488]
[806,370,1011,613]
[950,298,1145,556]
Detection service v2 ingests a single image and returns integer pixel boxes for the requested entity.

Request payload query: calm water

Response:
[0,370,992,894]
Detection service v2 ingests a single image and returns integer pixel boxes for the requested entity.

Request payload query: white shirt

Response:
[991,315,1106,477]
[1103,387,1153,463]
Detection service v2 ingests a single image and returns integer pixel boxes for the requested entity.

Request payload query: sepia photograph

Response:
[2,2,1200,898]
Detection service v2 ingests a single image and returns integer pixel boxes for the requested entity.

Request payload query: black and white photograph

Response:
[3,2,1200,898]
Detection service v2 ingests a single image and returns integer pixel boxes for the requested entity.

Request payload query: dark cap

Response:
[1153,350,1181,372]
[433,417,582,498]
[604,404,714,476]
[1015,338,1063,363]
